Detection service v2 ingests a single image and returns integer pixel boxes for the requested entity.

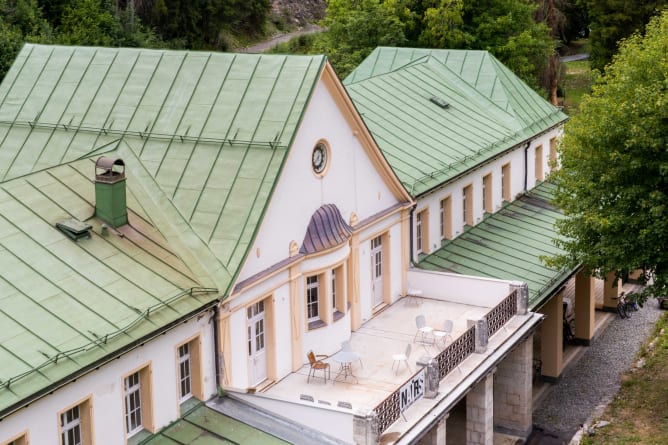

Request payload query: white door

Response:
[371,235,384,307]
[247,300,267,385]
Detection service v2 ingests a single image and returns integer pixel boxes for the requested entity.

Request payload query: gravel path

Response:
[532,294,663,442]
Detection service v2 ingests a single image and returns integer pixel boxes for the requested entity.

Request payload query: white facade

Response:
[0,313,216,444]
[222,75,411,391]
[412,128,562,260]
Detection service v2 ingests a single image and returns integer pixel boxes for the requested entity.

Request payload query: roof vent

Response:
[429,96,450,109]
[56,218,92,241]
[95,157,127,227]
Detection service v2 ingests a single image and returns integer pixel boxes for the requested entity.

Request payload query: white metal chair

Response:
[434,320,453,348]
[391,344,412,375]
[413,315,434,344]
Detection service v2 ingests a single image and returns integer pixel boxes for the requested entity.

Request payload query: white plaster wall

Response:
[238,78,403,282]
[406,269,513,306]
[0,315,216,445]
[227,243,355,388]
[413,127,563,260]
[233,392,354,444]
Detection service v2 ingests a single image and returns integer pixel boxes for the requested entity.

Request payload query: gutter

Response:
[415,122,565,200]
[0,298,220,421]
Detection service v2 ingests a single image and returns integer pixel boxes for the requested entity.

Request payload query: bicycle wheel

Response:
[617,302,628,318]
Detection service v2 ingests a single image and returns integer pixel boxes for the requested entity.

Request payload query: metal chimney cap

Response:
[95,157,125,183]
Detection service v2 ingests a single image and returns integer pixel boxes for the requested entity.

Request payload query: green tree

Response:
[463,0,555,90]
[313,0,408,78]
[583,0,667,71]
[549,10,668,301]
[0,0,53,81]
[419,0,472,48]
[57,0,119,46]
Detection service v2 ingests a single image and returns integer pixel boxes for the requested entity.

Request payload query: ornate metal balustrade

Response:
[485,289,517,337]
[436,326,475,380]
[373,385,401,436]
[374,365,424,436]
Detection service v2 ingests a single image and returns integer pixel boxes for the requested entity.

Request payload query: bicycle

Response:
[615,291,641,318]
[563,300,576,345]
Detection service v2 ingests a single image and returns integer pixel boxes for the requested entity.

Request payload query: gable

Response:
[234,65,412,284]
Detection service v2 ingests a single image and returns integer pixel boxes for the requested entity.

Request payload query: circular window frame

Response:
[311,140,331,177]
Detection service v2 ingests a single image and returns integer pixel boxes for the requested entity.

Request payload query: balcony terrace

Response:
[230,270,543,444]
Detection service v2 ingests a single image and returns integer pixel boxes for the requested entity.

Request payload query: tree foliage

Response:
[315,0,554,90]
[313,0,408,78]
[549,10,668,301]
[463,0,554,91]
[583,0,667,71]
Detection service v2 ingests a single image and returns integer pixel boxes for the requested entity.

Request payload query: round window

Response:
[312,142,328,174]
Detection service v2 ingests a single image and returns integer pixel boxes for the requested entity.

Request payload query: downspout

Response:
[523,142,531,192]
[409,203,417,265]
[213,302,223,396]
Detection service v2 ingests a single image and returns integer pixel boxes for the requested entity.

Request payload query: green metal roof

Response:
[418,182,572,309]
[344,47,568,196]
[140,402,289,445]
[0,44,326,416]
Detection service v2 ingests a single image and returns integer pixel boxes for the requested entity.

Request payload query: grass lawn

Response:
[581,313,668,445]
[561,59,591,115]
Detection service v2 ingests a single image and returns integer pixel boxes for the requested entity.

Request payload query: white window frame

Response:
[306,275,320,322]
[60,406,82,445]
[178,343,192,401]
[124,371,142,436]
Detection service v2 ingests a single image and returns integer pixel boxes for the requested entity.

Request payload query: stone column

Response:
[510,281,529,315]
[493,335,533,439]
[467,373,494,445]
[574,270,595,345]
[415,357,439,399]
[417,415,448,445]
[603,271,621,311]
[468,318,489,354]
[353,409,378,445]
[539,290,563,381]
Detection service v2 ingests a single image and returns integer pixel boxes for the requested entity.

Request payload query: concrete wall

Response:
[407,269,513,307]
[233,392,355,444]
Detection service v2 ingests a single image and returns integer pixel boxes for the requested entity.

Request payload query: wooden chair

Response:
[307,350,330,383]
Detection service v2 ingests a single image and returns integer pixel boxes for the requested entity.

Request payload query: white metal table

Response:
[332,350,360,383]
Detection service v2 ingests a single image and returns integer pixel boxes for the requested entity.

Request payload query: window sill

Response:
[333,310,345,322]
[127,429,151,445]
[308,319,327,330]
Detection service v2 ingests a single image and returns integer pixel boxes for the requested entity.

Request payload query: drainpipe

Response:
[409,203,417,265]
[213,302,223,395]
[523,142,530,192]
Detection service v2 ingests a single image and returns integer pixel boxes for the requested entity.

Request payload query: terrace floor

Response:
[262,293,533,417]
